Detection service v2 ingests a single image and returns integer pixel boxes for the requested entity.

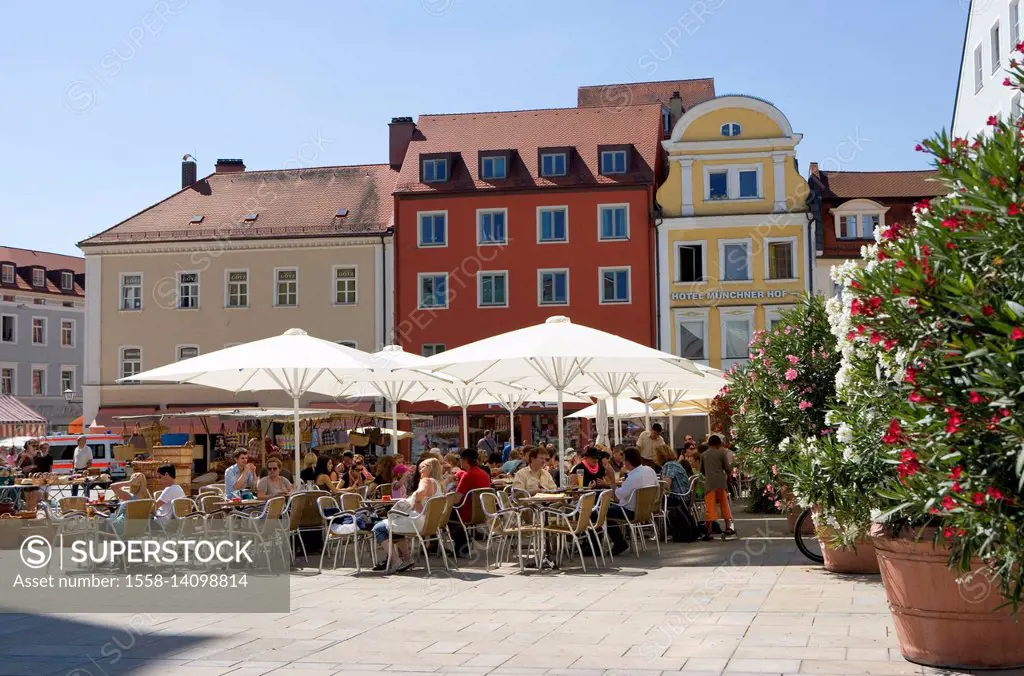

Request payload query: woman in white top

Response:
[372,458,443,572]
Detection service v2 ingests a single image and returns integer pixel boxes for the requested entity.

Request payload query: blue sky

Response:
[0,0,965,256]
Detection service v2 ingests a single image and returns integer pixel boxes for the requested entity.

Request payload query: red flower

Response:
[898,448,921,478]
[982,305,995,316]
[943,527,954,539]
[1000,408,1012,418]
[942,495,956,510]
[952,481,963,493]
[987,487,1005,501]
[896,260,905,269]
[884,338,898,351]
[1016,41,1024,52]
[883,419,905,444]
[1009,203,1021,216]
[870,332,883,345]
[909,391,928,404]
[1011,327,1024,340]
[987,115,999,126]
[845,330,856,342]
[1005,77,1014,87]
[850,280,861,290]
[946,241,957,250]
[968,391,986,405]
[877,249,888,261]
[913,199,931,213]
[973,492,986,506]
[944,407,964,434]
[940,157,952,165]
[850,298,862,316]
[950,466,963,480]
[868,296,883,311]
[914,143,924,151]
[941,218,959,230]
[904,367,918,386]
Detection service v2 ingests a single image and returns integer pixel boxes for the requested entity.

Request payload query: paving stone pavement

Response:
[0,510,1019,676]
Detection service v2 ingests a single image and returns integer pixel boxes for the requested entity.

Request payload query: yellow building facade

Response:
[656,96,811,371]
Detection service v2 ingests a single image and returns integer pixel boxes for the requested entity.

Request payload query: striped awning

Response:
[0,395,47,439]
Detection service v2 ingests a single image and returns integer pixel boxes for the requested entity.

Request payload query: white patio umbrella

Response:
[567,397,648,420]
[418,316,708,483]
[119,328,393,473]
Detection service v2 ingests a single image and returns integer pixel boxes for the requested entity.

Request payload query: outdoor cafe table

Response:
[512,492,581,569]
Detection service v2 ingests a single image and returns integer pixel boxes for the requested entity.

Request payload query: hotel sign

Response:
[670,289,800,301]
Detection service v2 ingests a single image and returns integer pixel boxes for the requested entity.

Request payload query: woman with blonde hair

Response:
[371,457,444,572]
[110,472,151,501]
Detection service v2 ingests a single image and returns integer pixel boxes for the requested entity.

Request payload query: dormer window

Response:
[421,156,449,183]
[0,264,13,285]
[721,123,742,137]
[479,153,508,180]
[61,271,73,291]
[539,151,568,178]
[32,268,45,287]
[662,108,671,134]
[598,145,631,175]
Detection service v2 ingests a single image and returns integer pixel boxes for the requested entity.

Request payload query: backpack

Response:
[668,503,700,542]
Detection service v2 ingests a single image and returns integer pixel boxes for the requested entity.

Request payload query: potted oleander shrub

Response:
[838,56,1024,669]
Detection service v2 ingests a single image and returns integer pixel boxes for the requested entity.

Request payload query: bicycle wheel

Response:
[794,508,824,564]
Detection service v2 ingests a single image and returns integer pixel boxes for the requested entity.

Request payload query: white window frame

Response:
[31,316,46,346]
[477,270,509,309]
[31,268,45,288]
[480,155,507,180]
[176,270,200,310]
[720,306,755,372]
[703,164,763,201]
[476,208,508,246]
[422,157,448,183]
[30,364,46,396]
[540,152,568,177]
[60,271,74,291]
[332,265,358,305]
[176,344,200,361]
[0,363,15,396]
[674,307,709,366]
[421,343,446,357]
[765,305,797,332]
[830,199,889,241]
[60,318,75,348]
[597,203,630,241]
[537,268,570,306]
[1013,93,1024,123]
[662,108,671,133]
[1012,0,1021,49]
[974,44,984,93]
[600,150,628,175]
[764,236,799,282]
[718,238,753,283]
[536,206,569,243]
[60,365,76,395]
[1,313,16,344]
[120,272,143,311]
[417,211,448,248]
[598,266,632,305]
[119,346,143,383]
[991,21,1002,74]
[418,272,449,310]
[0,264,13,284]
[674,240,707,283]
[224,269,249,309]
[273,267,299,307]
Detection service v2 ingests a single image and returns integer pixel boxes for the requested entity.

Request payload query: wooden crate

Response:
[151,445,193,465]
[112,445,138,462]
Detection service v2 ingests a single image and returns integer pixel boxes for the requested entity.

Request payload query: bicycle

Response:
[793,507,823,564]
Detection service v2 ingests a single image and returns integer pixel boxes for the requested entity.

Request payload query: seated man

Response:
[512,447,556,493]
[153,464,186,519]
[604,447,658,556]
[448,447,491,557]
[224,448,257,499]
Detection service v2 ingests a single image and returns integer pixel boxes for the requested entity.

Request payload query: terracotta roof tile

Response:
[395,104,663,194]
[80,164,398,246]
[577,78,716,111]
[0,247,84,297]
[812,170,946,199]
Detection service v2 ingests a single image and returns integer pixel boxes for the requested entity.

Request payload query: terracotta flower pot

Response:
[785,507,814,534]
[871,526,1024,669]
[821,535,879,574]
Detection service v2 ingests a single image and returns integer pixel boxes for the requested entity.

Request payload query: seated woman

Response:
[570,446,613,489]
[660,447,693,507]
[256,458,293,499]
[512,447,557,493]
[486,452,504,476]
[298,453,318,485]
[391,464,410,499]
[313,456,334,490]
[371,458,444,572]
[110,472,152,501]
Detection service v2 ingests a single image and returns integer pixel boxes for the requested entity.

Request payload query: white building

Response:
[953,0,1024,137]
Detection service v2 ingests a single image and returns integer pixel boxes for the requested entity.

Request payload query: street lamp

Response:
[63,388,74,404]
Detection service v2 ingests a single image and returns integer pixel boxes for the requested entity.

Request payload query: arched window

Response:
[720,123,742,137]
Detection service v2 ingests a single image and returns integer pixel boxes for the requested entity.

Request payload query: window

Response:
[421,343,446,357]
[422,157,448,183]
[61,368,74,394]
[480,155,507,180]
[1,367,12,395]
[540,152,567,177]
[600,150,628,175]
[708,170,728,200]
[2,295,13,302]
[336,340,358,349]
[31,317,45,345]
[31,367,45,396]
[538,207,568,242]
[598,204,629,240]
[121,273,142,310]
[720,123,742,137]
[478,271,508,308]
[766,306,795,332]
[677,243,704,283]
[992,22,1002,73]
[120,347,142,382]
[706,166,762,200]
[538,269,569,306]
[31,268,44,287]
[721,310,754,371]
[599,267,631,304]
[1012,1,1021,48]
[60,319,74,347]
[662,108,671,133]
[838,213,880,239]
[225,270,248,308]
[861,214,879,239]
[721,241,751,281]
[334,267,357,305]
[975,44,984,93]
[418,273,448,309]
[177,272,199,309]
[477,209,507,245]
[677,317,706,361]
[275,268,298,307]
[1014,93,1024,123]
[1,314,14,343]
[61,271,73,291]
[0,264,13,284]
[738,170,759,198]
[766,240,796,280]
[418,212,447,247]
[33,299,44,306]
[177,345,199,361]
[62,301,73,308]
[838,215,859,239]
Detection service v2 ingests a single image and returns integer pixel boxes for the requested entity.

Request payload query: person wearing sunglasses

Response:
[257,460,293,499]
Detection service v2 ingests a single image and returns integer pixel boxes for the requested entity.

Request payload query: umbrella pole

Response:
[557,388,565,488]
[668,409,675,451]
[293,396,301,479]
[612,398,621,446]
[508,407,515,452]
[391,400,398,457]
[644,402,650,433]
[462,406,469,449]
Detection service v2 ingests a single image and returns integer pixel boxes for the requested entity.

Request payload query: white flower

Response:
[836,423,853,444]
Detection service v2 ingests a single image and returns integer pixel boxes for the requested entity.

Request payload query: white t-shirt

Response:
[73,444,92,470]
[155,483,186,519]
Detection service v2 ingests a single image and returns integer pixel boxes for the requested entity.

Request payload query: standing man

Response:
[71,435,91,496]
[476,429,499,457]
[224,448,257,499]
[701,434,736,540]
[636,423,670,465]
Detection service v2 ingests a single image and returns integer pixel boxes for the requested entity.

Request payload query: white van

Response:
[43,433,128,479]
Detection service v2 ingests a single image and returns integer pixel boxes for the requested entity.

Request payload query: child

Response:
[700,434,736,540]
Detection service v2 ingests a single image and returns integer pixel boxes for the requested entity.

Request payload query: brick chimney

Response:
[668,91,683,125]
[181,154,198,188]
[215,158,245,174]
[388,117,416,169]
[808,161,820,177]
